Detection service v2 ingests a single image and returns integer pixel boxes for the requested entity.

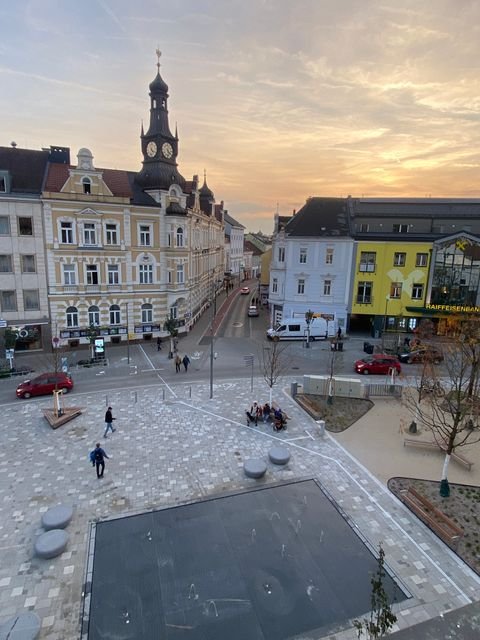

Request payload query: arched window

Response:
[142,303,153,324]
[88,305,100,326]
[81,177,91,194]
[66,306,78,328]
[109,304,121,325]
[176,226,184,247]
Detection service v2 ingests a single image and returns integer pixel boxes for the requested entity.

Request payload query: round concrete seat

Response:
[41,504,73,531]
[34,529,69,559]
[244,458,267,479]
[268,446,291,466]
[0,612,41,639]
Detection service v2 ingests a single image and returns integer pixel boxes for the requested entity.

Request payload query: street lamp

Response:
[382,295,390,351]
[305,309,314,349]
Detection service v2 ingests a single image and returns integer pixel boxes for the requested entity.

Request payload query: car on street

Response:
[16,372,74,399]
[354,354,401,375]
[240,286,250,295]
[398,347,444,364]
[248,305,259,317]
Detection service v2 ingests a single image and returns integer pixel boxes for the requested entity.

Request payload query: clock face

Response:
[162,142,173,159]
[146,141,157,158]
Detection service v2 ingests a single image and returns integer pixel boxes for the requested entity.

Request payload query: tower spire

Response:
[155,47,161,73]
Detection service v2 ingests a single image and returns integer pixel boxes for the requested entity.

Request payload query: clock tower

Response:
[137,50,185,190]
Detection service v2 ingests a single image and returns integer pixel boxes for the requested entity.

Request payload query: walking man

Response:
[104,406,116,438]
[91,443,109,479]
[157,337,162,351]
[182,354,190,372]
[175,354,182,373]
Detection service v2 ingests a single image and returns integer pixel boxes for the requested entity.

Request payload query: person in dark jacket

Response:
[92,443,109,479]
[104,406,116,438]
[182,354,190,372]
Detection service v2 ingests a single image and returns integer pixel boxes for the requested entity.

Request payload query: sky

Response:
[1,0,480,234]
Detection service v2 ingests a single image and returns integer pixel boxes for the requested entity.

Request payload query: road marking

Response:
[141,368,165,372]
[138,344,177,398]
[96,371,106,376]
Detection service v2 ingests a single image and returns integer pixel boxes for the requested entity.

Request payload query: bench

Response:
[400,487,464,548]
[403,438,473,471]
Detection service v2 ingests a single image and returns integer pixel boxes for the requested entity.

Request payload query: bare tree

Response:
[404,327,480,496]
[261,339,291,405]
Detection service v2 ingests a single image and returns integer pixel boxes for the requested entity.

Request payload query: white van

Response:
[266,317,335,341]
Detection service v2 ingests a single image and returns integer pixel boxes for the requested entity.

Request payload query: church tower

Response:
[136,50,185,191]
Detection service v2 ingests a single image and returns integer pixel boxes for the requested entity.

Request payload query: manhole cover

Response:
[232,322,243,327]
[292,366,299,370]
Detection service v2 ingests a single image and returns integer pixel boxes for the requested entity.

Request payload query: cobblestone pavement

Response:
[0,377,479,639]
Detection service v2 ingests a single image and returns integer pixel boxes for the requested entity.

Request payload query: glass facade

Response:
[430,239,480,307]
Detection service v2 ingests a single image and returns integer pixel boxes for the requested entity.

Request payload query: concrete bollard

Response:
[316,419,326,436]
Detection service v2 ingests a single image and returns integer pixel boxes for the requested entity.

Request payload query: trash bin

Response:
[290,382,298,397]
[317,420,325,436]
[366,344,374,354]
[337,341,343,352]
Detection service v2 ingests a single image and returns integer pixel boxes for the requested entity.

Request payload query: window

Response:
[106,224,118,245]
[272,278,278,293]
[393,252,406,267]
[359,223,369,232]
[297,279,305,294]
[177,264,184,284]
[0,177,5,192]
[88,305,100,326]
[142,303,153,323]
[416,253,428,267]
[0,255,12,272]
[278,247,285,262]
[82,177,91,194]
[21,255,36,273]
[86,264,99,285]
[23,289,39,310]
[176,227,184,247]
[390,282,402,298]
[61,221,73,244]
[357,281,372,303]
[170,305,177,320]
[63,264,76,285]
[299,248,307,264]
[18,217,33,235]
[393,224,409,233]
[323,279,331,295]
[359,252,376,272]
[66,306,78,327]
[108,264,119,285]
[139,264,153,284]
[139,225,151,246]
[1,290,16,311]
[109,304,121,325]
[0,216,10,235]
[412,283,424,300]
[83,223,96,245]
[326,248,333,264]
[168,270,172,284]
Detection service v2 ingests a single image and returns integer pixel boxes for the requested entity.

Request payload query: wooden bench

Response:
[403,438,473,471]
[400,487,464,548]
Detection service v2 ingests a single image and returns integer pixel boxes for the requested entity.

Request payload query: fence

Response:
[364,383,403,399]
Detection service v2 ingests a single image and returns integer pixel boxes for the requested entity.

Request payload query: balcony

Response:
[63,285,78,293]
[358,263,376,273]
[86,284,101,293]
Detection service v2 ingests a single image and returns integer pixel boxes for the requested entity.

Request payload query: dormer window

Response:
[82,177,91,194]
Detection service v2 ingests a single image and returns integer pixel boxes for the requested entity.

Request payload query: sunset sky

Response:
[1,0,480,233]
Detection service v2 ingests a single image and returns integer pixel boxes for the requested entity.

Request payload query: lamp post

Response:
[382,295,390,351]
[209,274,215,400]
[305,309,314,348]
[126,302,130,365]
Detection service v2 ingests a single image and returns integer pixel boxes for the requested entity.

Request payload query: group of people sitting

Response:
[245,401,288,431]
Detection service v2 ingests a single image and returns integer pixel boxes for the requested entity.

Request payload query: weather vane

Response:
[155,47,161,72]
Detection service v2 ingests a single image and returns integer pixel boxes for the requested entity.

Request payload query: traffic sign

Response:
[0,319,7,328]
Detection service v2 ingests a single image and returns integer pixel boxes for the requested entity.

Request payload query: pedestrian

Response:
[263,402,271,423]
[157,337,162,351]
[182,354,190,372]
[104,406,116,438]
[175,354,182,373]
[90,442,109,479]
[337,326,342,340]
[173,337,179,352]
[246,401,259,426]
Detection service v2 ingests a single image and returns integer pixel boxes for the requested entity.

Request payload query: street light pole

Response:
[209,275,215,399]
[382,295,390,351]
[126,302,130,365]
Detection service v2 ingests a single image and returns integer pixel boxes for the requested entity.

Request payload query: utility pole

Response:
[209,276,215,399]
[126,302,130,365]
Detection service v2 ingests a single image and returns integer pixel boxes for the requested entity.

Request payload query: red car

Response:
[16,372,74,399]
[354,355,401,375]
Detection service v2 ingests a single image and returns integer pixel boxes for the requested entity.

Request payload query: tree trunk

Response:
[269,386,273,406]
[441,453,451,481]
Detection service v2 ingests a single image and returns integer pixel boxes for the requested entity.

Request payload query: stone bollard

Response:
[317,420,326,436]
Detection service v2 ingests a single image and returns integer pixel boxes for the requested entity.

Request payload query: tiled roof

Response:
[44,164,132,198]
[0,147,49,194]
[224,212,244,228]
[244,239,263,255]
[285,197,349,237]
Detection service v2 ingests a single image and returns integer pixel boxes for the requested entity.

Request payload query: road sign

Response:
[244,355,254,366]
[0,319,7,328]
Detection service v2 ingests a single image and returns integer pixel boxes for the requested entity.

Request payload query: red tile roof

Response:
[44,164,132,198]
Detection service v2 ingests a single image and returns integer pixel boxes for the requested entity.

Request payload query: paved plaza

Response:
[0,377,479,639]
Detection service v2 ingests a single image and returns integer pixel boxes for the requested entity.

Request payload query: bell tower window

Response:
[82,177,91,194]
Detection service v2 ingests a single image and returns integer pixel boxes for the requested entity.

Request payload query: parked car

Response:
[16,372,73,399]
[240,286,250,295]
[248,305,259,317]
[398,347,444,364]
[354,355,401,375]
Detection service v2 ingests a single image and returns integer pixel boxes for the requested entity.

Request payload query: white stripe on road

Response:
[137,344,177,398]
